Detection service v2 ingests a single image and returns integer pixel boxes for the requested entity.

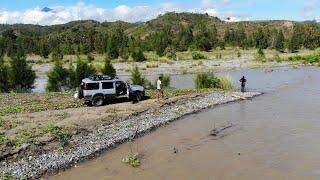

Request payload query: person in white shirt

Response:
[157,76,163,99]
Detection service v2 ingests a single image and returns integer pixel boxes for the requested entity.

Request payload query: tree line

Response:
[0,45,35,92]
[0,21,319,61]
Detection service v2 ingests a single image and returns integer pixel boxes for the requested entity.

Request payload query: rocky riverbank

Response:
[0,92,261,179]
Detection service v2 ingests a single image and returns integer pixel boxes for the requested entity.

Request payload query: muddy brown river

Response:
[52,67,320,179]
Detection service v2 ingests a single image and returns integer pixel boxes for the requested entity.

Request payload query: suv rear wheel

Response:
[92,95,104,106]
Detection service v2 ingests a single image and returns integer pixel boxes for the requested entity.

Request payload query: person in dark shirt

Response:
[239,76,247,92]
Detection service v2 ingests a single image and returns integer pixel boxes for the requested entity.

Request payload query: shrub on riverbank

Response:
[218,76,233,90]
[192,51,205,60]
[47,61,71,92]
[132,49,146,62]
[130,66,147,86]
[195,73,220,89]
[287,54,320,64]
[195,73,234,90]
[47,56,97,92]
[255,48,266,62]
[4,46,36,92]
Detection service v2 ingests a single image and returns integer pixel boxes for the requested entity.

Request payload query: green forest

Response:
[0,12,319,59]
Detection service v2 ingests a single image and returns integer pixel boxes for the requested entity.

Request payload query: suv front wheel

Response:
[130,92,143,103]
[92,95,105,106]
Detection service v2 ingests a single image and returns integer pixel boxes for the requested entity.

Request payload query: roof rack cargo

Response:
[88,74,113,81]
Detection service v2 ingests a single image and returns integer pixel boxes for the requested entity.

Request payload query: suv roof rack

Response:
[88,74,120,81]
[88,74,113,81]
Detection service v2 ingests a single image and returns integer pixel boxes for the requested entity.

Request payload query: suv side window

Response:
[102,82,114,89]
[86,83,99,90]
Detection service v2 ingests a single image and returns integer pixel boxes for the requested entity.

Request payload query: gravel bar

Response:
[0,92,261,179]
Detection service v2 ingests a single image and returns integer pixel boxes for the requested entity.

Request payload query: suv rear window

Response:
[85,83,99,90]
[102,82,114,89]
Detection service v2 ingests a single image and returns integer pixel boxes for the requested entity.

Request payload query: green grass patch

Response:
[283,53,320,65]
[43,124,71,148]
[0,92,84,116]
[0,119,24,130]
[2,172,14,180]
[0,133,11,146]
[122,155,141,167]
[146,88,223,99]
[16,127,41,145]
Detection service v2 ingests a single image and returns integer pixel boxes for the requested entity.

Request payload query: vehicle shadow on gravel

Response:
[103,96,151,106]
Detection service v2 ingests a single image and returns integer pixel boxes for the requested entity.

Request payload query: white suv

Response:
[74,75,145,106]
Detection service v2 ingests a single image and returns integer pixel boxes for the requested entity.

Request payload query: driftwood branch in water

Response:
[232,95,247,100]
[210,123,233,137]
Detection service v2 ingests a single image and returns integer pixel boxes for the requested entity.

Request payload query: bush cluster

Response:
[0,50,35,93]
[192,51,205,60]
[195,73,233,90]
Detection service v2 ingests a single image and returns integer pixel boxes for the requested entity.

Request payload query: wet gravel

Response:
[0,92,261,179]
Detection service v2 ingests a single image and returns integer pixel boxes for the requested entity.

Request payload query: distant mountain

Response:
[0,12,317,41]
[41,7,52,13]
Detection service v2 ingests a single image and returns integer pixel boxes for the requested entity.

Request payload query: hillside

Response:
[0,12,309,39]
[0,12,319,58]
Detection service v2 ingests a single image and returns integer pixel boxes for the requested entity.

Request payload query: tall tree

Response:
[46,61,70,92]
[289,28,301,53]
[253,27,268,49]
[9,43,36,91]
[130,66,146,86]
[51,48,63,62]
[39,38,50,58]
[237,25,247,49]
[193,23,214,51]
[175,26,193,51]
[94,32,108,54]
[132,48,146,62]
[275,30,285,52]
[103,57,117,77]
[73,57,95,87]
[2,29,18,57]
[152,28,171,56]
[0,37,5,57]
[0,56,9,92]
[106,28,128,59]
[303,24,320,50]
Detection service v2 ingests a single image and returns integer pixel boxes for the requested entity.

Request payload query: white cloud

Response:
[303,1,320,11]
[200,0,217,8]
[220,0,231,5]
[302,1,320,20]
[0,1,247,25]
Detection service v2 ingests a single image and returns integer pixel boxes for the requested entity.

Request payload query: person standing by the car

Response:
[239,76,247,92]
[157,76,163,99]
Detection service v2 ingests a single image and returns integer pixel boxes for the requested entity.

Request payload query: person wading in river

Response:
[239,76,247,92]
[157,76,163,99]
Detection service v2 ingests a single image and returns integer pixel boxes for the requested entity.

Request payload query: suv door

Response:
[102,81,116,96]
[115,81,128,96]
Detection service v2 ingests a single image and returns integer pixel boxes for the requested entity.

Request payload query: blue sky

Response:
[0,0,319,25]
